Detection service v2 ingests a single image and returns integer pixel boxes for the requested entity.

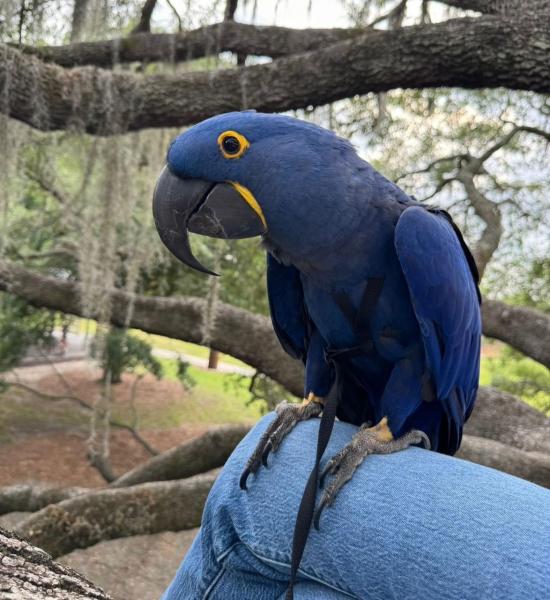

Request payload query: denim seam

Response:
[202,541,246,599]
[243,542,360,599]
[216,541,242,563]
[203,565,226,600]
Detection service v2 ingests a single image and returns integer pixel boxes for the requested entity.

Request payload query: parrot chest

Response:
[301,258,420,365]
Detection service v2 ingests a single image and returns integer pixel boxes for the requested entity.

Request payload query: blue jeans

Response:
[162,413,550,599]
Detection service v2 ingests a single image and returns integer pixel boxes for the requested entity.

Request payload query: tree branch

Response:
[110,424,250,487]
[0,260,305,395]
[17,472,217,558]
[224,0,239,21]
[131,0,159,34]
[0,261,548,386]
[467,386,550,454]
[12,430,550,559]
[455,166,503,276]
[436,0,549,13]
[482,299,550,369]
[0,484,87,516]
[19,22,358,68]
[3,386,547,520]
[401,123,549,276]
[456,435,550,488]
[3,14,550,134]
[0,528,112,599]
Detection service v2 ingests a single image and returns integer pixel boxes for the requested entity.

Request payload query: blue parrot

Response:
[152,111,481,597]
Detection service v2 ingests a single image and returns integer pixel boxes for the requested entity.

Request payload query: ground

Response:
[0,358,260,599]
[0,358,261,487]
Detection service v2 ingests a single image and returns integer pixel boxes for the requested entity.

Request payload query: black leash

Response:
[285,277,384,599]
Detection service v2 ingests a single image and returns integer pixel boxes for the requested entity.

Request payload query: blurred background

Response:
[0,1,548,598]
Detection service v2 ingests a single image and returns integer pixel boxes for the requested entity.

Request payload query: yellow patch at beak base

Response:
[228,181,267,230]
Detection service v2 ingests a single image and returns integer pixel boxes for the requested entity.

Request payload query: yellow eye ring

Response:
[217,130,249,159]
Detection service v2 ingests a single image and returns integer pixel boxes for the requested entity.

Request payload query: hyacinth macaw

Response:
[153,111,481,595]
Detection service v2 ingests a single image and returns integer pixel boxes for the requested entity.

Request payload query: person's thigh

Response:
[162,413,550,600]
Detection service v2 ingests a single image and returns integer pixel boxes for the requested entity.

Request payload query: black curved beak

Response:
[152,166,266,276]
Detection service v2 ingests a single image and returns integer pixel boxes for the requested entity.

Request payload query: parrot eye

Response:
[223,136,240,154]
[218,130,249,159]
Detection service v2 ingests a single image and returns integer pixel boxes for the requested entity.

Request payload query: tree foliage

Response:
[0,294,56,373]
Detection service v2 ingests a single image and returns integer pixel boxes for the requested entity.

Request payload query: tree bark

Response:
[467,387,550,453]
[456,435,550,488]
[131,0,159,34]
[2,14,550,134]
[0,527,111,599]
[0,484,87,516]
[438,0,549,14]
[224,0,239,22]
[482,300,550,369]
[110,424,250,488]
[11,432,549,559]
[208,349,220,369]
[17,23,362,67]
[70,0,90,43]
[17,472,216,559]
[1,262,548,386]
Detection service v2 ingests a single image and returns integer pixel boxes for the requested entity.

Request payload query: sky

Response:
[152,0,452,31]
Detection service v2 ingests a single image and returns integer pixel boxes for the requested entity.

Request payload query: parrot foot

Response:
[314,418,430,529]
[239,395,324,490]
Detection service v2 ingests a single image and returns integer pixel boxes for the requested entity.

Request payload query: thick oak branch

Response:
[0,484,87,516]
[0,259,304,393]
[482,300,550,369]
[0,528,111,599]
[12,434,550,559]
[17,473,216,558]
[456,435,550,488]
[2,15,550,134]
[110,424,251,488]
[20,21,357,67]
[438,0,550,14]
[1,262,548,384]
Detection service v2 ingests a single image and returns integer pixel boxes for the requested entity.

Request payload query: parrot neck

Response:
[264,197,406,284]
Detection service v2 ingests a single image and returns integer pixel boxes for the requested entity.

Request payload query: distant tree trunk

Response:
[224,0,239,21]
[131,0,158,34]
[70,0,90,42]
[208,348,220,369]
[0,527,112,599]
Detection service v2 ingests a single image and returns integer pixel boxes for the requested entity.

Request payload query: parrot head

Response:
[153,111,366,275]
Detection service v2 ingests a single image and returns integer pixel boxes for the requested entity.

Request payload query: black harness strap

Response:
[285,277,384,600]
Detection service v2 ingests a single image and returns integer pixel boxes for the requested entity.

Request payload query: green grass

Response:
[480,351,550,416]
[130,330,249,368]
[109,360,263,429]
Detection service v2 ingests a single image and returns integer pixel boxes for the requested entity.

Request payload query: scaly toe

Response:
[240,401,323,490]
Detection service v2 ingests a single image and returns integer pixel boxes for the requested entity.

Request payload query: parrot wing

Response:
[266,254,310,362]
[395,206,481,437]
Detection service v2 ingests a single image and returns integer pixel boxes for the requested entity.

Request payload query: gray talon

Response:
[240,400,323,489]
[314,425,430,525]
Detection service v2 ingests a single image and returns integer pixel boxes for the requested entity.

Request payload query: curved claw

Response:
[313,498,328,530]
[319,464,331,489]
[238,400,323,492]
[418,431,431,450]
[261,441,273,466]
[239,468,251,490]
